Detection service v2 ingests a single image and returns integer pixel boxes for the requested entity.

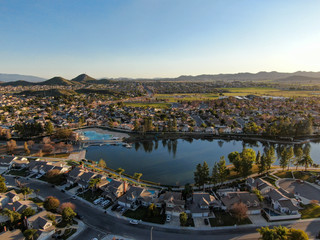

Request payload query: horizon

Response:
[1,1,320,78]
[2,69,320,81]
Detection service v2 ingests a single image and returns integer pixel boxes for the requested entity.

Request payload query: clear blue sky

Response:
[1,0,320,79]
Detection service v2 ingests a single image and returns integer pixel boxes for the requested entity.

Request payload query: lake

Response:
[84,137,320,186]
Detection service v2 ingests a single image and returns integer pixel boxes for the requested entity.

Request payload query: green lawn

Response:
[209,212,252,227]
[262,175,277,186]
[274,171,293,179]
[79,189,102,203]
[300,204,320,219]
[124,206,166,224]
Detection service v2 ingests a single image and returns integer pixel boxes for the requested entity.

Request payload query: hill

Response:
[37,77,74,86]
[15,89,77,97]
[275,75,320,84]
[1,80,36,86]
[0,73,45,82]
[71,74,96,83]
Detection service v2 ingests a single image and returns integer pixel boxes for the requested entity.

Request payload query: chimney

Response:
[124,181,127,193]
[13,207,15,211]
[3,226,6,232]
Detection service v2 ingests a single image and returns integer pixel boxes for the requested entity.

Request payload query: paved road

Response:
[279,179,320,202]
[5,176,320,240]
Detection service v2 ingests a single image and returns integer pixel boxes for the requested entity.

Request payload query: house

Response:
[66,167,85,185]
[246,177,274,194]
[220,191,261,215]
[118,186,143,209]
[265,189,300,215]
[157,191,185,216]
[10,157,29,169]
[77,171,97,189]
[26,210,60,240]
[0,190,21,209]
[5,200,38,213]
[0,229,24,240]
[189,192,220,217]
[101,180,128,202]
[0,155,17,168]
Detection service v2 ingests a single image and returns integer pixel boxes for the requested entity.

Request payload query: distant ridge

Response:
[71,74,96,83]
[275,75,320,84]
[1,80,35,86]
[0,73,45,82]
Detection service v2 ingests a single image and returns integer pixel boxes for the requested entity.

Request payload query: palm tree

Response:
[21,187,33,201]
[88,178,101,193]
[133,173,143,184]
[116,168,125,179]
[23,229,38,240]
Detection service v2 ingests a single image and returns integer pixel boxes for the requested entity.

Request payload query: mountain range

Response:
[1,71,320,86]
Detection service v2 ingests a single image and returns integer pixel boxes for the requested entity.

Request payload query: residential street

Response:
[5,175,320,240]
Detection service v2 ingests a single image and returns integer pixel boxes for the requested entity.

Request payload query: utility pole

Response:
[150,226,153,240]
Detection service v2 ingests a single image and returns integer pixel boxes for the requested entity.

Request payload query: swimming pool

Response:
[82,131,112,141]
[147,190,156,195]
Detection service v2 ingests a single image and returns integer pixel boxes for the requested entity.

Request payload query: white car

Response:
[101,200,110,207]
[94,197,104,205]
[166,215,171,222]
[72,195,77,200]
[129,219,141,225]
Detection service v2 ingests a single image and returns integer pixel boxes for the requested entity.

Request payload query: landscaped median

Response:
[299,202,320,219]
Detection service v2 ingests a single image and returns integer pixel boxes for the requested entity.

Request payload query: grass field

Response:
[153,87,320,103]
[123,102,171,108]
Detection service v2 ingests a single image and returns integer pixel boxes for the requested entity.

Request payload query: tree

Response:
[23,229,38,240]
[0,176,7,193]
[98,159,107,168]
[2,208,21,223]
[45,121,54,134]
[300,154,313,171]
[44,196,60,211]
[59,202,76,212]
[88,178,101,193]
[212,157,229,185]
[264,146,276,170]
[24,141,30,155]
[62,207,76,224]
[230,202,248,222]
[21,187,33,201]
[182,183,193,200]
[116,168,125,179]
[6,139,17,153]
[194,162,210,189]
[21,207,36,218]
[257,226,308,240]
[228,148,256,178]
[294,146,303,170]
[211,162,219,186]
[133,172,143,183]
[179,212,188,226]
[147,203,159,217]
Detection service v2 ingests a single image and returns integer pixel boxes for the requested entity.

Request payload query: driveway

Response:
[278,179,320,202]
[248,215,267,226]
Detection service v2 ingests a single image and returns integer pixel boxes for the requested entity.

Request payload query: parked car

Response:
[102,200,110,207]
[94,197,104,205]
[111,204,119,211]
[204,218,209,225]
[166,215,171,222]
[129,219,141,225]
[119,208,126,214]
[61,189,65,193]
[72,195,77,200]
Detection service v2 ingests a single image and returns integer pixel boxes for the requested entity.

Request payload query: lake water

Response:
[84,138,320,186]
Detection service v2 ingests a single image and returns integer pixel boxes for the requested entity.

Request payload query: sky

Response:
[1,0,320,79]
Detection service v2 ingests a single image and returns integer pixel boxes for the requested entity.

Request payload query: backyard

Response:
[124,206,166,224]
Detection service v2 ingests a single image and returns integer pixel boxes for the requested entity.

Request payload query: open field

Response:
[123,102,171,108]
[153,87,320,103]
